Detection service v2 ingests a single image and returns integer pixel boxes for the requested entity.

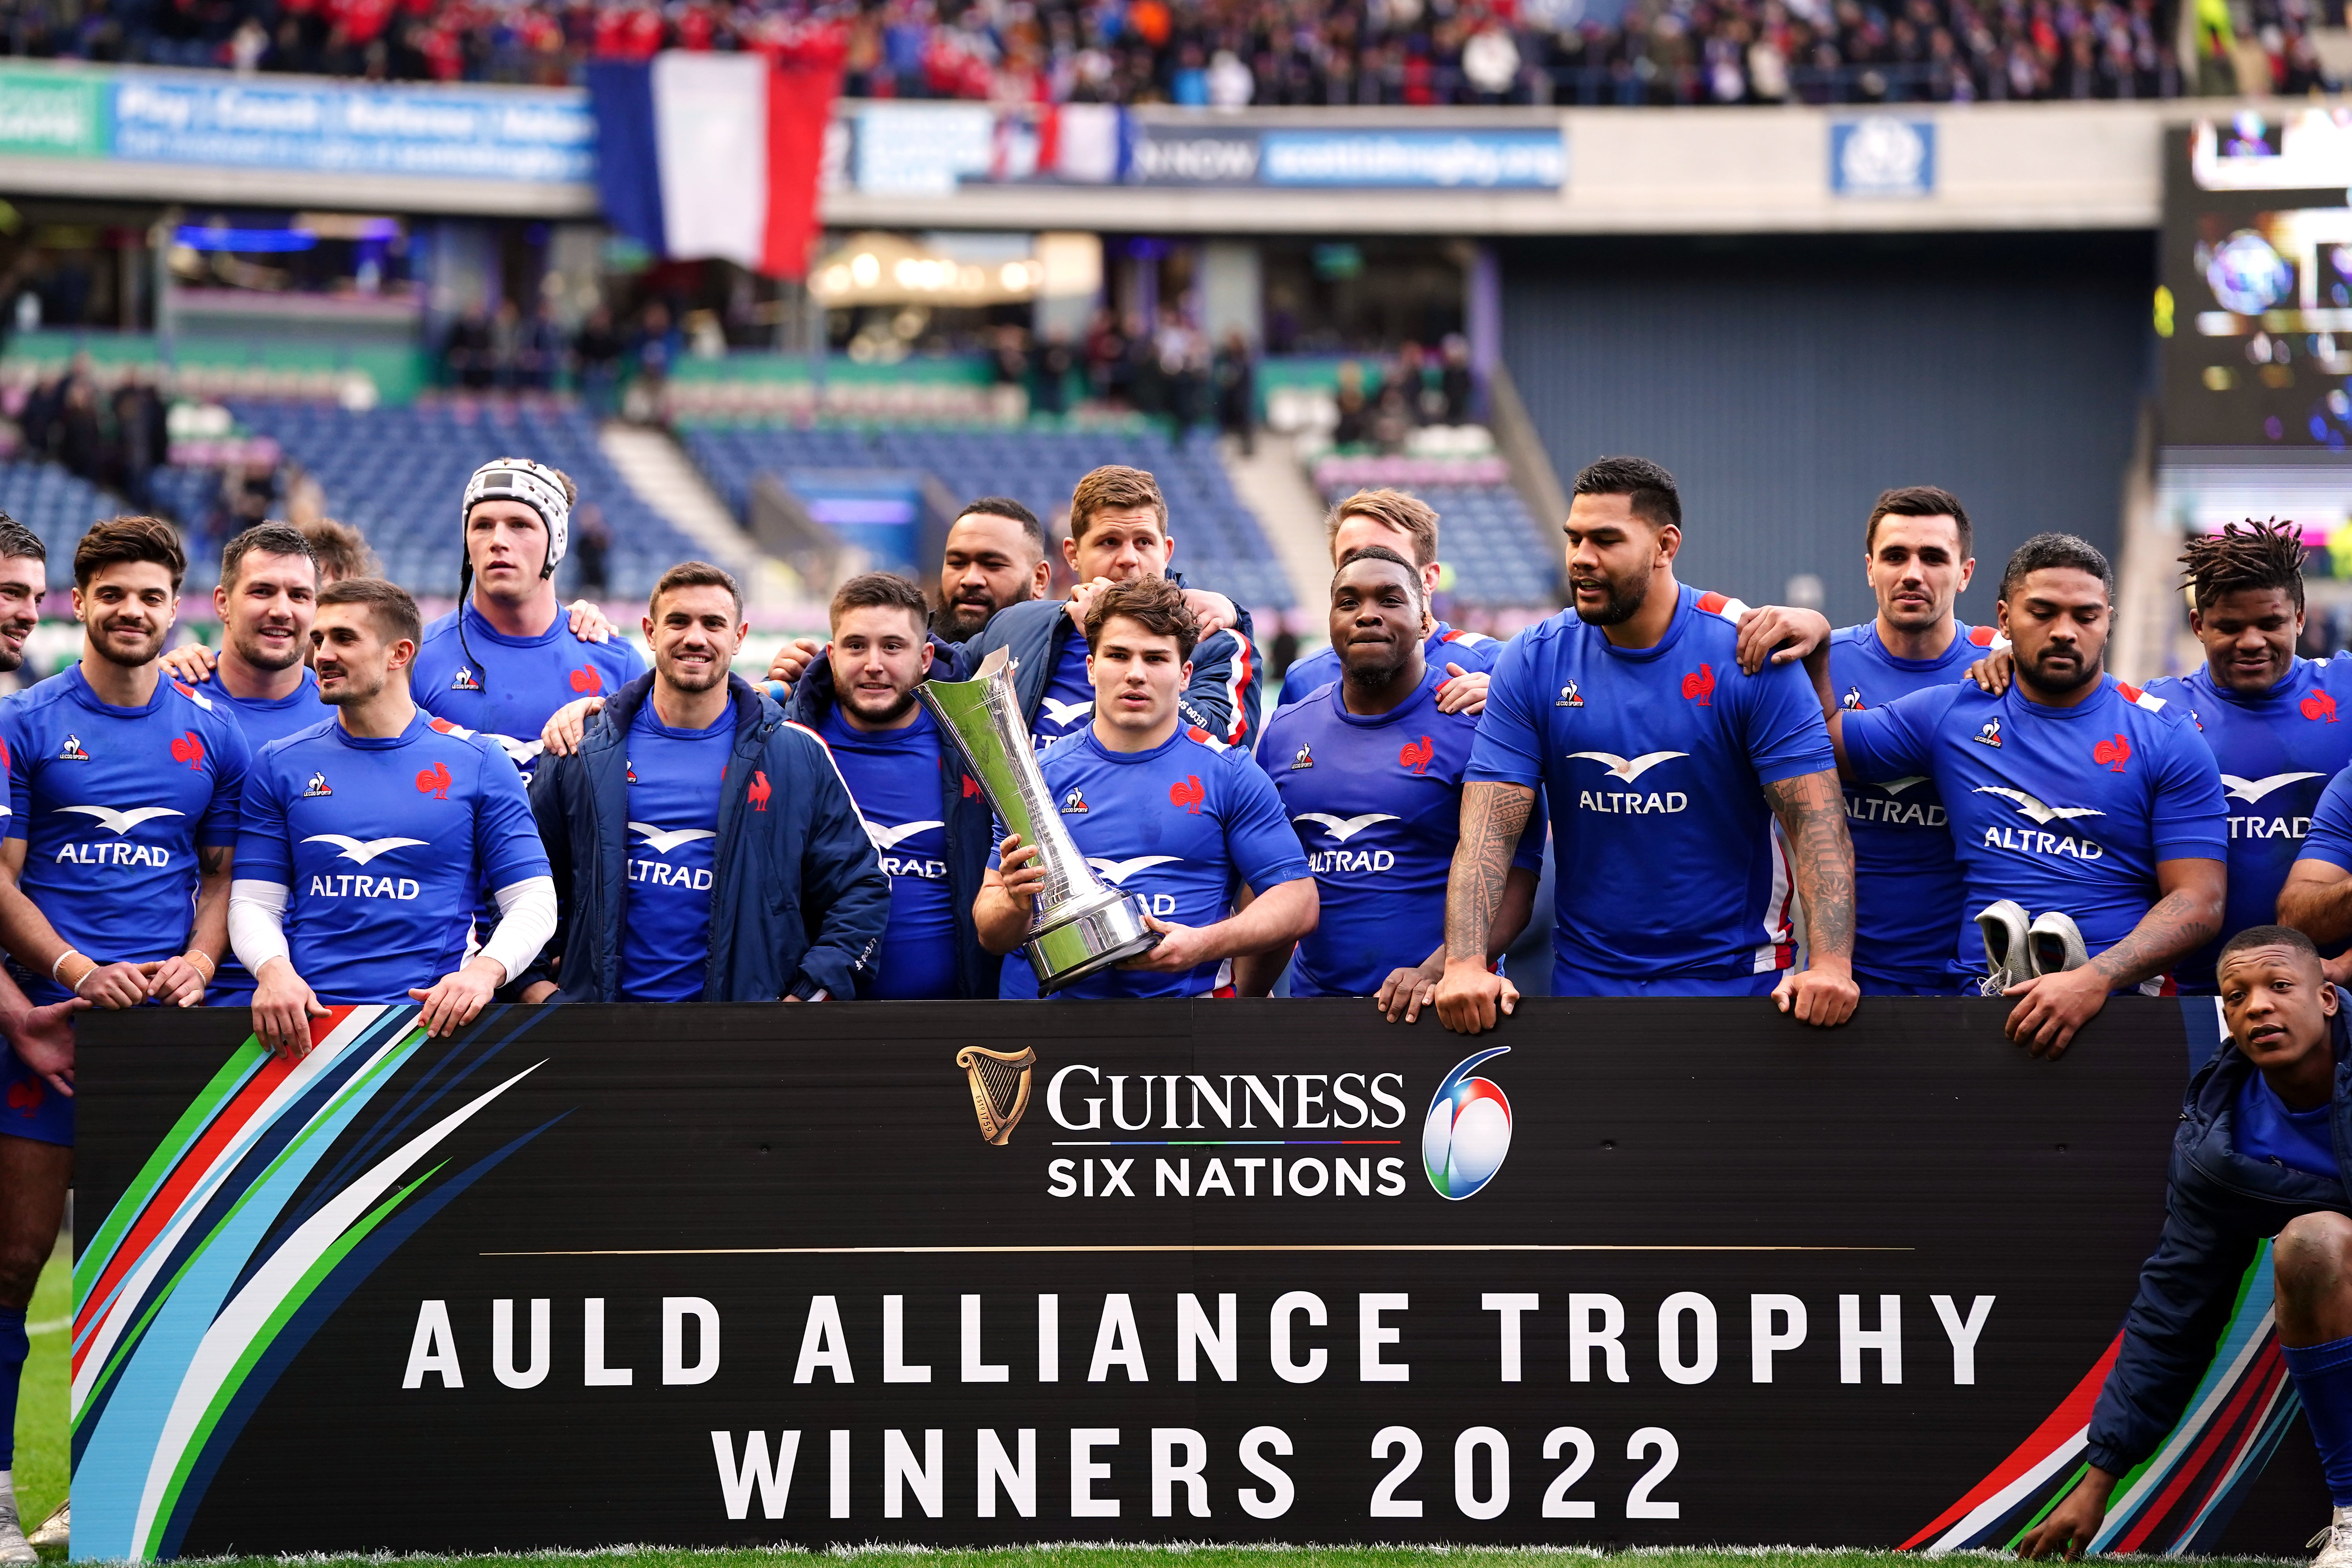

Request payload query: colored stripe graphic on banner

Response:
[70,1003,564,1561]
[1903,1244,2292,1554]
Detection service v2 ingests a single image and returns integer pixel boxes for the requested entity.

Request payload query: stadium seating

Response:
[222,401,701,599]
[0,463,124,571]
[1314,475,1556,610]
[685,422,1296,609]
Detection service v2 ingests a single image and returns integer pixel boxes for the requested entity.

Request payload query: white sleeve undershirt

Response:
[475,875,559,985]
[228,878,291,975]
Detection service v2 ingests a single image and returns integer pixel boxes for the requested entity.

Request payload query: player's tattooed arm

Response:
[2087,857,2225,989]
[1434,783,1535,1035]
[2004,857,2223,1059]
[1445,782,1535,964]
[1763,767,1860,1027]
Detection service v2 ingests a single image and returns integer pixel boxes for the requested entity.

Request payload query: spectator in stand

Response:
[1214,330,1256,456]
[445,305,494,391]
[571,504,611,599]
[574,304,625,417]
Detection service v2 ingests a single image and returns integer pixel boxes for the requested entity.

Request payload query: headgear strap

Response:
[461,457,571,578]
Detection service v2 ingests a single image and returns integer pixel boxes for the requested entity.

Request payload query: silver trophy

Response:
[917,645,1161,992]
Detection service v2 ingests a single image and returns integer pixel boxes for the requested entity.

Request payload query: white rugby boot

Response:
[2309,1504,2352,1568]
[2028,910,2089,977]
[0,1489,34,1566]
[25,1500,64,1551]
[1976,899,2032,995]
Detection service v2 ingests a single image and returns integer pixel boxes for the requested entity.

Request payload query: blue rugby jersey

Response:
[0,667,251,1002]
[1031,636,1098,751]
[235,711,551,1004]
[615,702,732,1003]
[1276,623,1501,709]
[1259,668,1543,995]
[410,600,645,777]
[994,723,1311,1000]
[1842,675,2228,985]
[2143,654,2352,991]
[1829,621,1997,989]
[206,667,330,1004]
[1466,586,1837,987]
[816,703,959,1000]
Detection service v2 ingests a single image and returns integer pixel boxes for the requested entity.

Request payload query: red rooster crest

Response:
[1399,735,1435,774]
[569,666,602,695]
[169,731,205,770]
[962,773,983,800]
[1169,774,1206,814]
[748,769,772,811]
[2307,689,2339,723]
[416,760,453,798]
[6,1078,39,1111]
[1681,663,1716,705]
[2092,734,2132,773]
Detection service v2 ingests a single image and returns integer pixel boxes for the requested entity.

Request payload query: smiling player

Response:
[230,578,555,1051]
[1249,546,1539,1011]
[525,563,889,1004]
[788,573,994,999]
[976,576,1314,1000]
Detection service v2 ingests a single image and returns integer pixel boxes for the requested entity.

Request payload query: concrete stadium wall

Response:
[1500,230,2154,630]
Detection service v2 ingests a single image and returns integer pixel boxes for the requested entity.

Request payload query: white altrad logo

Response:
[1039,697,1094,728]
[630,822,719,855]
[863,818,943,851]
[57,804,184,835]
[1567,750,1686,782]
[1295,811,1398,843]
[302,833,428,865]
[489,733,545,768]
[1088,854,1180,885]
[2223,771,2323,804]
[1972,786,2105,825]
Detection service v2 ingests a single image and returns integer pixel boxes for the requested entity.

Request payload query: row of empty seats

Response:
[686,421,1297,611]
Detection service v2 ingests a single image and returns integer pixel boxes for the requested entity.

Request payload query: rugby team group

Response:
[3,450,2352,1561]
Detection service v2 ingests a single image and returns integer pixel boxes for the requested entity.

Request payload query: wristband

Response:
[183,951,216,982]
[67,957,98,996]
[51,949,82,984]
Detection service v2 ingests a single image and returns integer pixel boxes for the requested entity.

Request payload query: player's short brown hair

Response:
[220,522,318,593]
[74,515,185,592]
[1325,488,1440,567]
[829,571,928,634]
[652,560,743,618]
[297,517,381,582]
[1866,485,1973,559]
[1069,465,1167,543]
[1083,574,1200,661]
[317,576,422,648]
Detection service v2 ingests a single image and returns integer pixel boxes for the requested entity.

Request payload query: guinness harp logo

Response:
[956,1046,1037,1145]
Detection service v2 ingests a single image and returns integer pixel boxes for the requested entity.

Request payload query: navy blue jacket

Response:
[785,639,998,999]
[2085,996,2352,1473]
[525,672,890,1002]
[958,578,1264,751]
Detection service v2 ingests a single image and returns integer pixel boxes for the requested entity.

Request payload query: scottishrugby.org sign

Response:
[70,1000,2316,1559]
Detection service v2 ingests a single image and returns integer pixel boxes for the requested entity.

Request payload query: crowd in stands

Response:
[3,0,2334,103]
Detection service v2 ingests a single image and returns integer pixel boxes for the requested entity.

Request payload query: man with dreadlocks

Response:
[1967,518,2352,997]
[408,458,645,777]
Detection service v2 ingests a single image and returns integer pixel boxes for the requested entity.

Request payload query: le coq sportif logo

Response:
[1423,1046,1512,1200]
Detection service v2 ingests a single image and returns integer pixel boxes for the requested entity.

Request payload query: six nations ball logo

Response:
[1423,1045,1513,1199]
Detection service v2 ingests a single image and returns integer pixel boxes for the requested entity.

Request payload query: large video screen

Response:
[2161,110,2352,448]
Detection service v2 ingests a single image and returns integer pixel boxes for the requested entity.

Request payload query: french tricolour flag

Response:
[588,43,839,279]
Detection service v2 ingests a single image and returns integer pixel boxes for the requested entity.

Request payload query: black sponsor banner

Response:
[74,998,2321,1559]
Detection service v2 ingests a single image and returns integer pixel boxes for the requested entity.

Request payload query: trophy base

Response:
[1026,892,1162,995]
